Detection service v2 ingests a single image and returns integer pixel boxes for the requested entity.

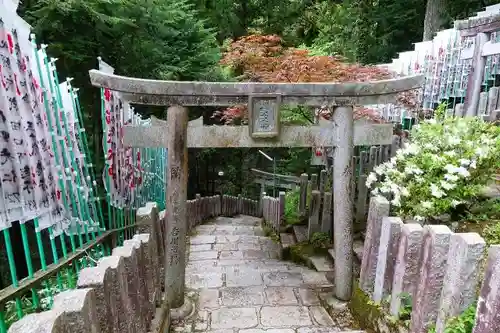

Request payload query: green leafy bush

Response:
[366,116,500,222]
[284,189,301,225]
[428,303,476,333]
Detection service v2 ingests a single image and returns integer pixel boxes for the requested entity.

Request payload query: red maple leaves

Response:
[214,35,418,124]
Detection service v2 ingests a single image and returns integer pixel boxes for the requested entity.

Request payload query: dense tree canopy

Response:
[16,0,500,197]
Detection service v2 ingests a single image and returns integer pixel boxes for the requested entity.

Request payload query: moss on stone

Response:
[349,284,408,333]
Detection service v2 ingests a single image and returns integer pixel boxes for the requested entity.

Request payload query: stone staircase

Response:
[280,225,365,277]
[173,215,365,333]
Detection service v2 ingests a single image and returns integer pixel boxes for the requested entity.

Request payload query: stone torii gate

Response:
[89,69,423,312]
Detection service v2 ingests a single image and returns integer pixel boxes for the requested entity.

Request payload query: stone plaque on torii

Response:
[89,69,423,311]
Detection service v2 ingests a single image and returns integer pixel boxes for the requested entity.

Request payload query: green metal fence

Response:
[0,10,167,331]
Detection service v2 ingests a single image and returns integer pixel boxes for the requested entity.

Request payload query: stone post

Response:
[472,245,500,333]
[389,223,423,317]
[310,173,318,191]
[410,225,452,333]
[333,105,355,301]
[321,192,332,235]
[359,196,390,295]
[165,105,190,312]
[464,32,489,117]
[373,217,403,303]
[435,233,486,333]
[307,190,321,238]
[278,191,286,226]
[299,173,308,217]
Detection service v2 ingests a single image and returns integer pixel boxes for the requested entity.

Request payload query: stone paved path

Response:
[172,215,363,333]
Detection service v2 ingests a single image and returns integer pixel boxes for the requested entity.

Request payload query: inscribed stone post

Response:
[77,265,114,333]
[308,190,321,238]
[52,288,100,333]
[410,225,452,333]
[321,192,332,235]
[373,217,403,303]
[359,196,390,295]
[389,223,423,317]
[435,233,486,333]
[165,106,189,309]
[472,245,500,333]
[98,255,134,333]
[332,105,355,301]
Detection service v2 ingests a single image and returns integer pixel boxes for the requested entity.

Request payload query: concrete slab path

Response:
[171,215,364,333]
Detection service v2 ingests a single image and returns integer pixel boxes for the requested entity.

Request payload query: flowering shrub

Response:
[365,116,500,222]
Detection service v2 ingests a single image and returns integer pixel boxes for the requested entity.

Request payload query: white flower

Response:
[366,173,377,188]
[413,215,425,221]
[459,159,470,166]
[421,201,433,209]
[447,136,461,145]
[475,147,488,158]
[430,183,445,198]
[444,173,459,182]
[425,118,437,124]
[400,187,409,197]
[469,160,477,169]
[456,166,470,177]
[451,200,463,207]
[440,180,456,190]
[444,151,456,157]
[392,196,401,207]
[374,165,385,175]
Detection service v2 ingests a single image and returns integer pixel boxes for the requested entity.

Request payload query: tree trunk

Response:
[422,0,447,41]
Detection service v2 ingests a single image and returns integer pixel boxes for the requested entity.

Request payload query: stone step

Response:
[293,225,309,243]
[327,240,365,264]
[280,233,296,249]
[190,234,275,245]
[309,255,335,272]
[195,225,265,236]
[209,215,262,226]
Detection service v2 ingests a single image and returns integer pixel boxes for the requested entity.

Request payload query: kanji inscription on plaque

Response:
[248,94,281,139]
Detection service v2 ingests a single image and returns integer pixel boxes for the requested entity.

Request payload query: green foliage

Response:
[284,189,301,225]
[398,292,412,324]
[309,232,330,249]
[367,116,500,222]
[428,303,477,333]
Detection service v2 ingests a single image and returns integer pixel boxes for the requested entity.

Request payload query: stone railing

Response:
[354,196,499,333]
[7,192,262,333]
[261,192,285,233]
[221,194,260,217]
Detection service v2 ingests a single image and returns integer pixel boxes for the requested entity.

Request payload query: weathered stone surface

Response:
[263,272,303,286]
[473,245,500,333]
[410,225,452,333]
[221,286,266,306]
[309,306,335,326]
[98,255,133,333]
[211,308,258,329]
[373,217,403,303]
[309,256,334,272]
[136,202,162,299]
[359,196,390,295]
[435,233,486,333]
[51,289,100,333]
[265,287,298,305]
[297,288,321,305]
[124,238,151,326]
[133,233,156,311]
[389,223,423,317]
[112,244,146,332]
[77,264,113,333]
[8,311,64,333]
[260,306,312,327]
